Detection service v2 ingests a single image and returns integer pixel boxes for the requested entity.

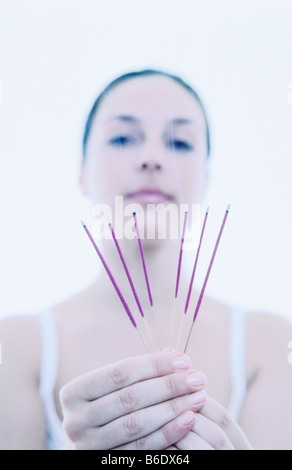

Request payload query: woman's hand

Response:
[173,396,252,450]
[60,351,207,450]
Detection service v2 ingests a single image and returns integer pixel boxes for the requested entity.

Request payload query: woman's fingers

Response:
[175,397,252,451]
[199,397,252,450]
[93,390,207,449]
[60,352,209,450]
[61,351,192,403]
[84,369,206,426]
[115,411,197,450]
[176,430,214,450]
[192,413,234,450]
[64,391,206,450]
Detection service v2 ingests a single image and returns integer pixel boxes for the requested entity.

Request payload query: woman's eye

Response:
[168,140,194,152]
[109,136,135,146]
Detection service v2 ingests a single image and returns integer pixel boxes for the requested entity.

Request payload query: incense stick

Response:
[81,221,149,352]
[176,207,209,351]
[184,207,209,314]
[132,212,162,350]
[108,222,156,352]
[183,205,231,353]
[169,210,188,349]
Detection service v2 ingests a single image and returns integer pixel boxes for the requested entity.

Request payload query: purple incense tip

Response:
[175,210,188,299]
[108,221,145,318]
[82,222,137,329]
[192,206,230,324]
[133,212,153,307]
[184,207,209,314]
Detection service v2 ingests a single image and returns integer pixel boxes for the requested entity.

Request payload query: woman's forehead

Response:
[94,75,206,129]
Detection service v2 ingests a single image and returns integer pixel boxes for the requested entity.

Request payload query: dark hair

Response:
[82,69,211,160]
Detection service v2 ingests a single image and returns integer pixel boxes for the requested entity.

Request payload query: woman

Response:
[0,69,291,450]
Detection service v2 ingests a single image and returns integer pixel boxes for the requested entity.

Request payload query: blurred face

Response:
[80,75,209,235]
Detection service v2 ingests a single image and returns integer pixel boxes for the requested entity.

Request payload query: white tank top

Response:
[38,308,247,450]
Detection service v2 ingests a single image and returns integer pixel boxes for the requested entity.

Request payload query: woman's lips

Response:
[126,188,173,205]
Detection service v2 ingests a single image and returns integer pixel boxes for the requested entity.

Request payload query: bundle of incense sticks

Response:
[81,205,230,353]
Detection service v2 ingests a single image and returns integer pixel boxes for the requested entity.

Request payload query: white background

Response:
[0,0,291,321]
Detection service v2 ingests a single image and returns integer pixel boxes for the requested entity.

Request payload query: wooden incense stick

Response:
[132,212,162,350]
[169,210,188,349]
[176,207,209,350]
[108,222,156,352]
[183,205,230,353]
[81,221,149,352]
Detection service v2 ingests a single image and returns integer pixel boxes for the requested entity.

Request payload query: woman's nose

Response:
[139,161,162,173]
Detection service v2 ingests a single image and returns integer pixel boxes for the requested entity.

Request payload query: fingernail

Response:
[173,354,192,370]
[187,371,206,388]
[178,411,196,427]
[188,390,207,406]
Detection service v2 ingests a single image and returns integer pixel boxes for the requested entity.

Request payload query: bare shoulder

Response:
[241,312,292,449]
[0,313,41,379]
[0,314,47,449]
[247,311,292,371]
